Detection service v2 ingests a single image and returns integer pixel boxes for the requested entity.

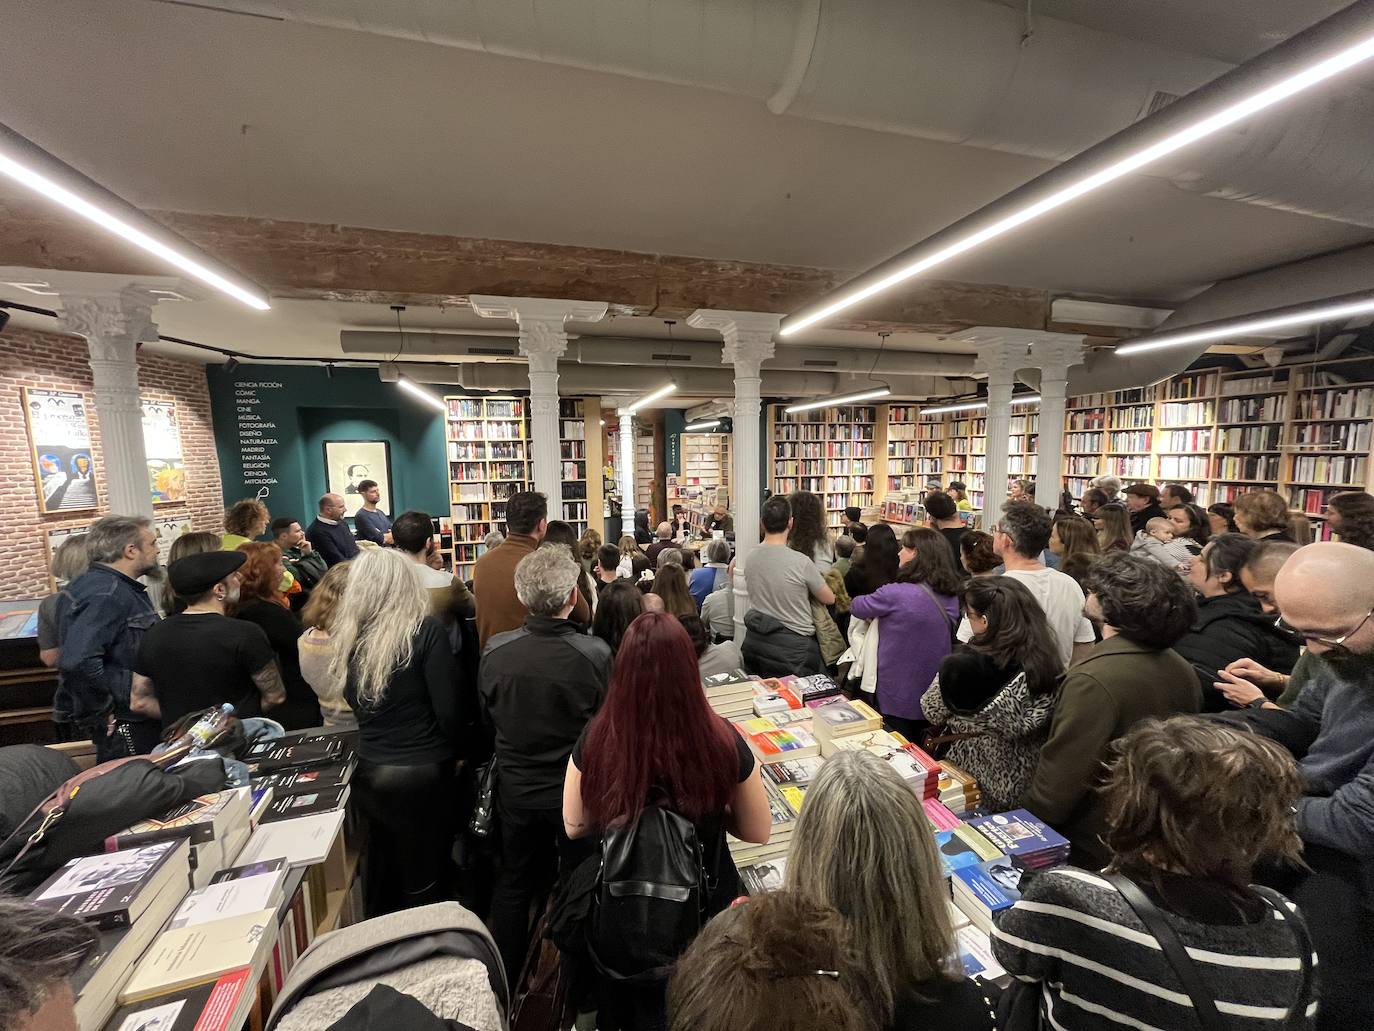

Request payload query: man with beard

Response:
[133,551,285,730]
[1223,542,1374,1030]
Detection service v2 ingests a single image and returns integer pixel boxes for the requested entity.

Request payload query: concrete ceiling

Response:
[1,0,1371,364]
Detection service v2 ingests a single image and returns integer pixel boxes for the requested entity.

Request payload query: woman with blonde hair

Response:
[331,548,463,914]
[297,561,356,730]
[1095,505,1133,553]
[577,527,602,569]
[787,750,996,1030]
[232,542,319,730]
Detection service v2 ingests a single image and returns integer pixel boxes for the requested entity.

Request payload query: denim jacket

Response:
[57,564,160,726]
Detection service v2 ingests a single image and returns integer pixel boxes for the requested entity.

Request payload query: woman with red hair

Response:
[563,612,772,1029]
[232,542,320,730]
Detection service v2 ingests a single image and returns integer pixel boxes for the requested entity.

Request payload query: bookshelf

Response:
[670,432,731,529]
[887,405,943,493]
[1287,356,1374,519]
[768,404,882,530]
[558,398,592,535]
[445,395,530,581]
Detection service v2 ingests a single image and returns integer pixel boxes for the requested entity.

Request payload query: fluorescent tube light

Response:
[625,382,677,413]
[683,419,722,432]
[396,376,448,413]
[922,394,1041,416]
[0,123,271,310]
[780,21,1374,337]
[784,386,892,414]
[1115,295,1374,356]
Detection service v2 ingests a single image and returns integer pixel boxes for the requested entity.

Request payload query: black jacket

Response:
[1129,502,1167,536]
[478,616,612,810]
[740,609,823,679]
[1173,592,1300,710]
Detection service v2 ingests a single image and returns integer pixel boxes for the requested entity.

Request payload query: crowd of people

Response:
[14,474,1374,1031]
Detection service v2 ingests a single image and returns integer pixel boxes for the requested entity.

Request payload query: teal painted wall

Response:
[206,365,448,525]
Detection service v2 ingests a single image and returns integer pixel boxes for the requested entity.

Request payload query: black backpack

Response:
[588,801,708,984]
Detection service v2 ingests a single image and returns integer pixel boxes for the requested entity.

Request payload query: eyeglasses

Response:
[1274,605,1374,650]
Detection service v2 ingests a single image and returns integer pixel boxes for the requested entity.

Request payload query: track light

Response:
[784,386,891,415]
[779,8,1374,337]
[396,375,447,413]
[1115,293,1374,356]
[922,394,1041,416]
[625,382,677,413]
[683,419,722,432]
[223,356,239,374]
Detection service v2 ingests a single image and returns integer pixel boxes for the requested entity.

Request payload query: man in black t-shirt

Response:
[133,551,286,730]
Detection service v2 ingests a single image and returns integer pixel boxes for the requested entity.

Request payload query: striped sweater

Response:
[991,867,1318,1031]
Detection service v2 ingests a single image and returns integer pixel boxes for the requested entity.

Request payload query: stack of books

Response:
[752,679,804,716]
[244,731,354,774]
[105,789,253,890]
[951,856,1024,933]
[923,798,962,832]
[701,669,758,720]
[728,779,797,872]
[809,698,883,754]
[937,762,982,814]
[793,673,843,706]
[933,825,1002,880]
[967,810,1071,871]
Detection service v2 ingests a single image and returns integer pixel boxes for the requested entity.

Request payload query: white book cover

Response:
[169,870,286,930]
[234,809,345,868]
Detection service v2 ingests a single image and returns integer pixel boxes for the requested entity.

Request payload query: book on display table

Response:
[29,839,190,931]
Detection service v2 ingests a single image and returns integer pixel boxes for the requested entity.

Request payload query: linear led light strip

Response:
[780,27,1374,337]
[683,419,722,431]
[922,394,1041,416]
[0,128,271,310]
[784,386,891,414]
[1115,295,1374,355]
[625,382,677,413]
[396,375,448,412]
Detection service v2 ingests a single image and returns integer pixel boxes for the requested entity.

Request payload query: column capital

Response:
[958,327,1087,382]
[470,295,609,368]
[686,310,781,366]
[58,290,161,359]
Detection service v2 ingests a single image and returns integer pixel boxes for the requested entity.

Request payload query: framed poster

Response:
[323,440,392,517]
[44,523,92,591]
[23,387,98,513]
[142,399,187,504]
[153,515,194,565]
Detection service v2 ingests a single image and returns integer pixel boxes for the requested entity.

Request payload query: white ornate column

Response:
[975,343,1022,525]
[470,296,609,509]
[1024,334,1087,512]
[688,310,780,639]
[618,411,635,538]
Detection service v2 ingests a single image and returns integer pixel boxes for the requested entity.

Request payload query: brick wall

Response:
[0,326,224,600]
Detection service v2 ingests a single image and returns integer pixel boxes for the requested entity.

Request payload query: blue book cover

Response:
[952,857,1024,913]
[967,809,1069,857]
[934,831,986,878]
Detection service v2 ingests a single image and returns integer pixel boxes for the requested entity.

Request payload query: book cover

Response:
[762,756,824,788]
[967,810,1069,858]
[778,784,806,817]
[762,782,796,831]
[105,790,247,850]
[934,830,987,878]
[794,673,841,702]
[746,725,819,761]
[211,857,288,885]
[953,824,1003,861]
[251,762,354,796]
[702,669,754,688]
[169,869,287,930]
[30,839,189,930]
[119,909,276,1004]
[923,798,962,831]
[234,809,346,869]
[952,857,1024,914]
[739,858,787,895]
[246,738,343,772]
[957,926,1007,981]
[810,699,870,728]
[260,785,350,824]
[105,968,254,1031]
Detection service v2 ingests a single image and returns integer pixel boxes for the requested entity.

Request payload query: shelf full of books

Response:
[669,432,731,528]
[768,404,883,530]
[886,405,944,493]
[446,395,530,580]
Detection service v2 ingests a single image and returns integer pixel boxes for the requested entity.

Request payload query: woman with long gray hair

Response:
[331,547,463,915]
[787,750,997,1030]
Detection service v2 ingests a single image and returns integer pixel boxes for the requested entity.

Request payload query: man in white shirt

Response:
[957,501,1095,667]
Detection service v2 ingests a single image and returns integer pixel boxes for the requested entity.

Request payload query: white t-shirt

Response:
[957,566,1094,667]
[413,563,456,589]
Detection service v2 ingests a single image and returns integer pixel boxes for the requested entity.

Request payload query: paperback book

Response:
[104,968,256,1031]
[259,784,350,824]
[30,840,190,930]
[119,908,277,1004]
[966,810,1070,870]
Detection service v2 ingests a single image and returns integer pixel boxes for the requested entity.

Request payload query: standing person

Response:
[57,515,163,760]
[651,563,698,619]
[472,491,590,649]
[690,537,731,608]
[592,580,646,656]
[231,542,321,731]
[1090,474,1122,504]
[595,543,625,594]
[945,481,972,513]
[161,532,223,615]
[924,491,966,567]
[38,533,88,726]
[787,491,835,573]
[1096,504,1133,553]
[786,750,998,1030]
[480,546,612,976]
[306,493,360,567]
[633,509,653,545]
[1234,489,1295,542]
[1078,487,1108,519]
[220,498,269,550]
[545,520,598,614]
[844,522,900,601]
[1158,483,1193,511]
[133,551,286,729]
[297,562,356,730]
[701,504,734,537]
[922,577,1064,811]
[1130,516,1197,570]
[645,522,675,567]
[849,527,961,740]
[1007,478,1033,504]
[1327,490,1374,550]
[563,611,771,1029]
[841,506,865,534]
[1208,501,1238,536]
[272,517,327,596]
[740,496,835,678]
[832,535,856,579]
[1048,516,1099,586]
[1022,552,1199,863]
[1123,483,1166,535]
[958,503,1095,668]
[331,548,464,915]
[958,530,999,578]
[352,479,393,546]
[994,717,1317,1031]
[1174,534,1299,709]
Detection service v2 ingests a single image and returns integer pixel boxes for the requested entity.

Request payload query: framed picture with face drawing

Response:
[323,439,392,518]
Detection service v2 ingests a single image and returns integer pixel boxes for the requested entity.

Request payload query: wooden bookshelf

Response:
[768,404,880,530]
[1287,356,1374,523]
[558,398,599,536]
[670,432,731,529]
[887,405,944,494]
[944,414,988,510]
[445,395,530,580]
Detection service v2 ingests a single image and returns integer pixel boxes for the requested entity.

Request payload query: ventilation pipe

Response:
[198,0,1374,227]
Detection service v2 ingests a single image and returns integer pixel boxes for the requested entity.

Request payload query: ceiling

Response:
[1,0,1371,368]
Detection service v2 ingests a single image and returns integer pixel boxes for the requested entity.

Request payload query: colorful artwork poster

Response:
[45,523,92,591]
[153,516,193,565]
[24,387,98,513]
[323,440,392,518]
[142,399,187,504]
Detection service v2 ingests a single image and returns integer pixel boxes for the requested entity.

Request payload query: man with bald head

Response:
[1224,542,1374,1029]
[305,492,360,567]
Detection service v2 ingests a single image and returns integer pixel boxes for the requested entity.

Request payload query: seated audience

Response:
[850,527,961,740]
[995,717,1317,1030]
[1123,483,1166,535]
[741,496,835,678]
[565,612,770,1029]
[1158,482,1193,511]
[221,497,269,550]
[352,478,393,545]
[231,542,321,730]
[959,503,1094,668]
[690,537,731,608]
[922,577,1062,810]
[1328,490,1374,550]
[651,562,698,618]
[634,508,653,545]
[788,490,835,573]
[1234,489,1296,542]
[645,521,674,566]
[593,580,646,656]
[1022,552,1198,863]
[655,546,684,570]
[924,491,966,566]
[1208,501,1238,535]
[305,492,360,566]
[1131,515,1197,570]
[958,529,999,577]
[787,751,997,1030]
[134,551,285,728]
[595,542,624,594]
[331,548,463,915]
[297,561,356,730]
[272,516,327,597]
[1174,534,1299,709]
[844,522,900,600]
[483,529,506,553]
[545,519,598,613]
[1090,474,1123,503]
[0,897,98,1031]
[1047,516,1098,586]
[481,546,611,975]
[700,561,736,640]
[578,527,602,571]
[667,891,881,1031]
[680,612,744,678]
[1095,503,1133,553]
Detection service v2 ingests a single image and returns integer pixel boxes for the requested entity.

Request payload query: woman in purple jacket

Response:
[849,527,962,741]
